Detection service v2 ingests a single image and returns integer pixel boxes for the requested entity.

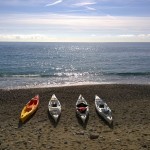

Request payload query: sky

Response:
[0,0,150,42]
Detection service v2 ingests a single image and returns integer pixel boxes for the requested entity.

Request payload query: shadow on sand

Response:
[18,110,37,128]
[47,110,60,128]
[76,113,89,129]
[95,110,114,129]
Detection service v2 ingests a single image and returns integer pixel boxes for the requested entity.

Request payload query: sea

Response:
[0,42,150,89]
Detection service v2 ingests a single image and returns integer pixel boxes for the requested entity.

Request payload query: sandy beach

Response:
[0,84,150,150]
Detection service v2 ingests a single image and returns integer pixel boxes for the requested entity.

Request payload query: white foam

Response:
[4,81,117,90]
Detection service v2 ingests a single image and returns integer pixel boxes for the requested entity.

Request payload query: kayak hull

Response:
[48,94,61,122]
[20,95,39,123]
[95,95,113,124]
[96,108,113,124]
[76,94,89,123]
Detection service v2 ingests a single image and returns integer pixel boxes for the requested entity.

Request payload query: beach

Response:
[0,84,150,150]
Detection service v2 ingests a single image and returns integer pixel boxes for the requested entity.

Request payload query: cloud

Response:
[91,34,96,37]
[73,2,96,7]
[116,34,150,40]
[86,6,96,11]
[137,34,150,38]
[118,34,135,37]
[45,0,63,6]
[0,13,150,42]
[0,34,56,42]
[1,14,150,29]
[1,14,150,37]
[1,33,150,42]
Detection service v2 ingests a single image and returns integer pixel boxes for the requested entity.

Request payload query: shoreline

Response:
[1,82,150,91]
[0,84,150,149]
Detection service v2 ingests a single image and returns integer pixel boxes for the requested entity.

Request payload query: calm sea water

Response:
[0,42,150,89]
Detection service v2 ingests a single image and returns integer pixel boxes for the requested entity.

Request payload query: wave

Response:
[0,72,90,78]
[0,71,150,78]
[54,72,89,77]
[0,74,58,78]
[0,74,41,78]
[102,72,150,76]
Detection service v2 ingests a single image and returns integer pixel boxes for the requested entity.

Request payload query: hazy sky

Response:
[0,0,150,42]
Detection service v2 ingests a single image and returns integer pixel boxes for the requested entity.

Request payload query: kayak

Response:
[76,94,89,123]
[95,95,112,124]
[20,95,39,123]
[48,94,61,122]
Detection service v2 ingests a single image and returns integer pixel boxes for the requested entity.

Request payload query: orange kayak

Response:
[20,95,39,123]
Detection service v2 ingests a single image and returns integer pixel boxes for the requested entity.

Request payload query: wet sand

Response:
[0,84,150,150]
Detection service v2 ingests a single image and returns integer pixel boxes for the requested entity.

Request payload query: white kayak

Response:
[76,94,89,123]
[48,94,61,122]
[95,95,113,124]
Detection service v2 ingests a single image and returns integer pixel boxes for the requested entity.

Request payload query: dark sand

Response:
[0,84,150,150]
